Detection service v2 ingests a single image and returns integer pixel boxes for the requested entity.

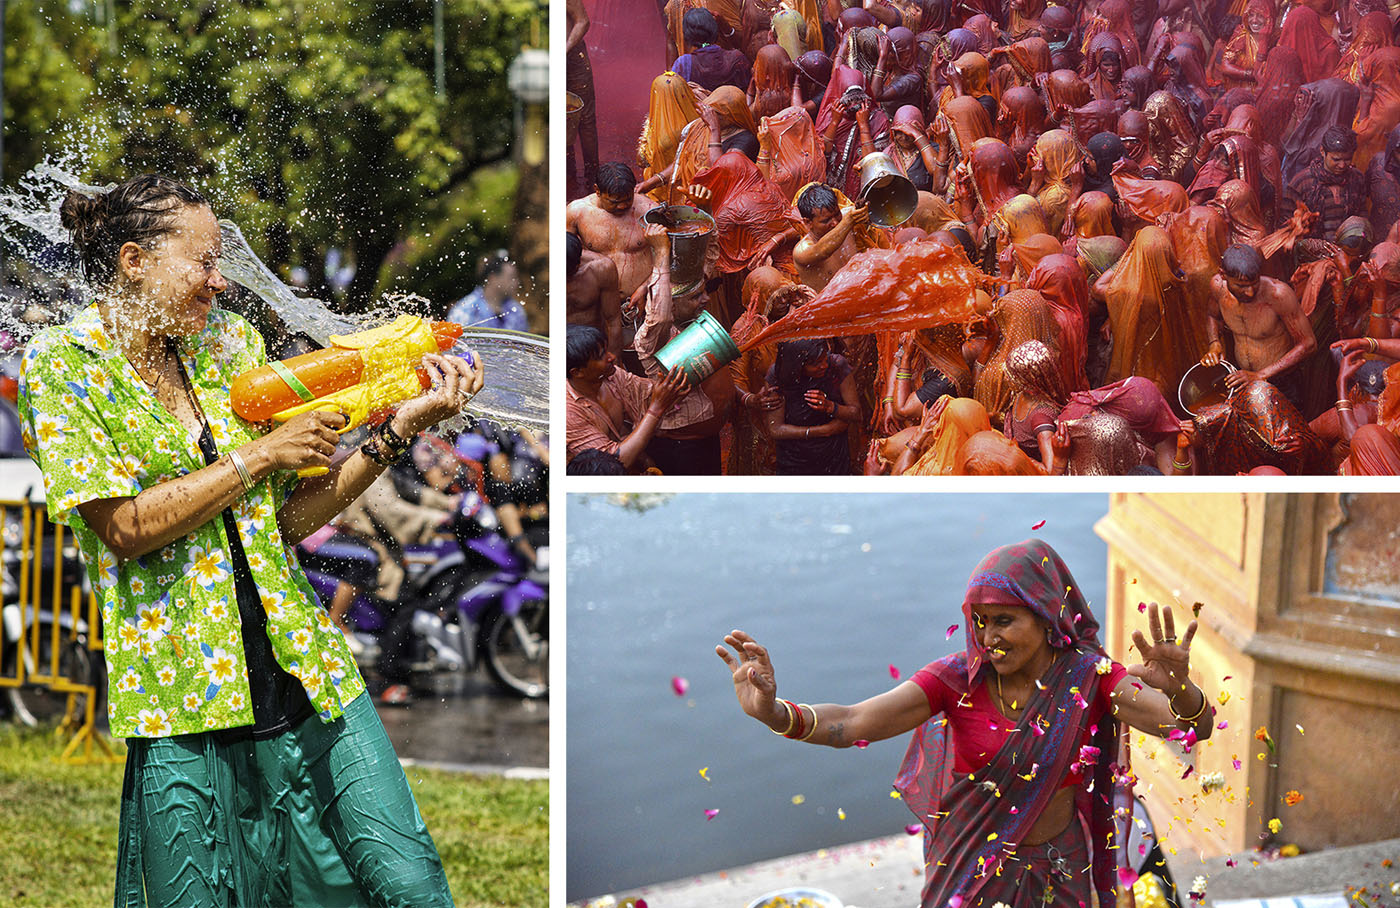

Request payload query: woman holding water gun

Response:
[18,173,479,907]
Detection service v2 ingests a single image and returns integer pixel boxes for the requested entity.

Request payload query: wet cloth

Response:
[1354,47,1400,171]
[1026,254,1091,391]
[814,66,891,197]
[673,44,752,92]
[1193,379,1332,474]
[18,306,365,738]
[751,44,796,120]
[1032,129,1082,237]
[894,539,1130,908]
[639,71,701,193]
[1365,124,1400,239]
[1144,90,1198,186]
[115,692,450,908]
[1288,155,1367,240]
[1281,78,1359,185]
[691,150,802,274]
[974,289,1059,423]
[1279,4,1342,84]
[760,106,827,208]
[905,397,993,475]
[1257,46,1307,148]
[1102,226,1197,396]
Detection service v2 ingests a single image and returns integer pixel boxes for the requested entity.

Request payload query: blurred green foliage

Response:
[3,0,545,313]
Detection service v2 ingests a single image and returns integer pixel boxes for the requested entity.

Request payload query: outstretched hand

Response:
[716,629,779,725]
[1127,602,1197,697]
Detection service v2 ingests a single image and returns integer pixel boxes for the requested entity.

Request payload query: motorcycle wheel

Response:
[480,600,548,699]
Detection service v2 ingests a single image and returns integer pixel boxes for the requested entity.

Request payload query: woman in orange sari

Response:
[941,53,996,119]
[885,396,991,475]
[1044,69,1091,129]
[1144,90,1199,185]
[990,37,1052,99]
[1161,204,1229,363]
[1079,0,1140,69]
[931,95,994,195]
[1213,0,1276,91]
[996,86,1048,167]
[638,72,701,199]
[671,84,761,192]
[961,140,1024,241]
[691,150,803,280]
[1082,33,1125,102]
[1210,178,1270,250]
[1060,191,1116,259]
[1027,129,1083,236]
[1093,225,1198,396]
[750,44,797,120]
[1355,47,1400,172]
[758,105,826,202]
[973,288,1061,423]
[1026,253,1091,392]
[1336,11,1391,86]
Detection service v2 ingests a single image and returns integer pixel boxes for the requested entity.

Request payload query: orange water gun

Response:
[231,315,464,476]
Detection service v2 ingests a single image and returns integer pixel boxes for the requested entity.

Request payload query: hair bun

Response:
[58,190,106,239]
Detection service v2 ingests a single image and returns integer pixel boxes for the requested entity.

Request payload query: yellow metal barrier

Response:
[0,499,121,764]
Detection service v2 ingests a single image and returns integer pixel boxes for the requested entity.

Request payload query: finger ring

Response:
[1164,636,1176,644]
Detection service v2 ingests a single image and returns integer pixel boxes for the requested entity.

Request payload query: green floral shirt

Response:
[18,305,365,738]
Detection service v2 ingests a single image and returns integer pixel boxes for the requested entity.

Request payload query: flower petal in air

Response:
[1031,519,1046,530]
[889,664,901,680]
[946,624,958,640]
[671,676,689,696]
[704,808,719,821]
[1117,867,1140,888]
[905,823,922,836]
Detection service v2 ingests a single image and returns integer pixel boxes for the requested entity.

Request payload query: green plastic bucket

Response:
[654,310,740,386]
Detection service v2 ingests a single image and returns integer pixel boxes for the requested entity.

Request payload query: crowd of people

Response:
[565,0,1400,475]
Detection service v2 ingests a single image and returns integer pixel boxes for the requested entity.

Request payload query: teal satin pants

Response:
[115,693,452,908]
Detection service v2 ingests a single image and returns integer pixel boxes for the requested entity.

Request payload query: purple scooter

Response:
[301,490,548,699]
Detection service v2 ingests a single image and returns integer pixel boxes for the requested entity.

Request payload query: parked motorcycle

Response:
[299,489,548,699]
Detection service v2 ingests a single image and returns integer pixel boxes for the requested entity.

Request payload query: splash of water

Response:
[1,162,548,430]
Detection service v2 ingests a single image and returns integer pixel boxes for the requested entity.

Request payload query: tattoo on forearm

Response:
[828,721,845,745]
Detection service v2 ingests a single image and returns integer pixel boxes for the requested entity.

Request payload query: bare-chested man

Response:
[566,232,622,358]
[793,183,871,292]
[566,162,657,310]
[1202,244,1318,408]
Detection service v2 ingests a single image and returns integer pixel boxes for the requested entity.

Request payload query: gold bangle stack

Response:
[771,699,797,735]
[228,451,255,492]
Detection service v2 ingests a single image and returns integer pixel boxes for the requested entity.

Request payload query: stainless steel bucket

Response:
[1178,360,1237,416]
[856,151,918,228]
[641,204,715,287]
[566,91,583,147]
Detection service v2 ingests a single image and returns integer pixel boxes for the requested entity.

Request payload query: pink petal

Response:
[948,896,964,908]
[1031,519,1046,530]
[889,664,901,680]
[1117,867,1140,888]
[1137,602,1147,613]
[1226,859,1237,868]
[855,739,870,748]
[1009,806,1018,814]
[1217,720,1229,730]
[1031,724,1045,737]
[945,624,959,640]
[1181,765,1194,779]
[905,823,922,836]
[704,808,719,821]
[1232,758,1242,771]
[671,676,689,697]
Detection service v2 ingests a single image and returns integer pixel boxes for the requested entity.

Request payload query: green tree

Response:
[4,0,545,315]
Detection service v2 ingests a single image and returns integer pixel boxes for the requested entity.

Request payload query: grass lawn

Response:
[0,723,547,907]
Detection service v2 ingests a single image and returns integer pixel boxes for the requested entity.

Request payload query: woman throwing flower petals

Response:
[717,539,1213,908]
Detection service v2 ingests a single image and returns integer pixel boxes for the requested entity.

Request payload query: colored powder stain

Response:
[704,808,719,820]
[671,676,689,697]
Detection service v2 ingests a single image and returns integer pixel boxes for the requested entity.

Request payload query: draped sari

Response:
[1210,179,1270,249]
[691,150,802,275]
[761,106,826,201]
[998,86,1048,166]
[752,44,797,120]
[904,397,991,476]
[1257,46,1307,148]
[1355,47,1400,172]
[673,85,761,191]
[640,72,701,192]
[1032,129,1083,236]
[815,66,891,197]
[1027,253,1091,392]
[974,289,1060,422]
[1102,225,1195,395]
[1279,5,1342,85]
[895,540,1127,908]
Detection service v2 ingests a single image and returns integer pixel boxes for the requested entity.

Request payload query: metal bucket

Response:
[1178,360,1236,416]
[566,91,584,147]
[654,310,740,386]
[856,151,918,228]
[641,204,715,287]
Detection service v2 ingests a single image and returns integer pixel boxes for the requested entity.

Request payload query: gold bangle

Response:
[1170,687,1208,723]
[798,704,820,741]
[1172,459,1191,471]
[771,699,797,736]
[228,450,255,492]
[1368,336,1380,353]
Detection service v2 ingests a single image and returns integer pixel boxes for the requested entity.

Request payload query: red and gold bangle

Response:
[787,700,809,739]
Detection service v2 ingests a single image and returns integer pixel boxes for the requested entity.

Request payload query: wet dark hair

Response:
[682,8,719,48]
[797,183,840,220]
[1322,125,1358,155]
[566,323,607,375]
[478,248,513,282]
[567,448,628,475]
[775,337,830,389]
[1222,244,1263,281]
[595,161,637,198]
[722,131,761,162]
[567,232,583,277]
[59,173,208,286]
[948,226,978,263]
